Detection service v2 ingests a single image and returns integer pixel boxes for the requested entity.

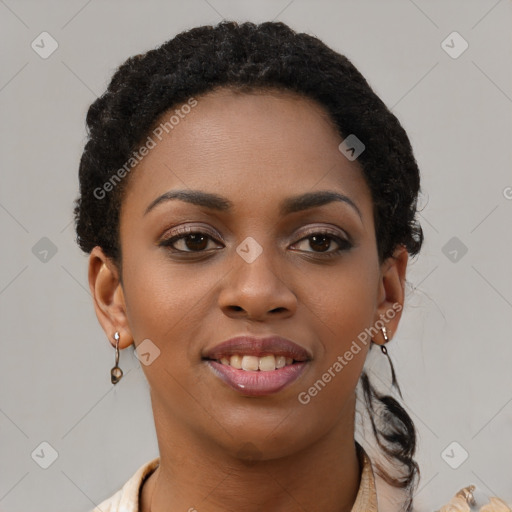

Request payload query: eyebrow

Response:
[144,189,362,220]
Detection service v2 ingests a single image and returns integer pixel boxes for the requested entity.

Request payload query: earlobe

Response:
[88,246,133,349]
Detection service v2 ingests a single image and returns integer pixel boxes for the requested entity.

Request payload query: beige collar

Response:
[352,443,379,511]
[92,444,378,512]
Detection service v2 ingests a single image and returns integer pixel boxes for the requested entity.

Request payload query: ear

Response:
[373,244,408,345]
[88,246,133,349]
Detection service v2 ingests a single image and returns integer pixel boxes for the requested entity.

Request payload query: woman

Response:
[74,20,508,512]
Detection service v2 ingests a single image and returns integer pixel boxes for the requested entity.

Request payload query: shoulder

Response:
[88,457,160,512]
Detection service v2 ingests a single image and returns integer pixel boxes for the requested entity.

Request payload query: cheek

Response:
[121,255,211,407]
[304,260,379,345]
[296,294,372,419]
[121,251,207,343]
[299,259,378,389]
[310,292,372,380]
[320,288,375,347]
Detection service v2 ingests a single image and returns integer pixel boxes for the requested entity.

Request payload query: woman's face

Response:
[91,88,407,460]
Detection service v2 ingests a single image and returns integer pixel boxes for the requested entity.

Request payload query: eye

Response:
[291,230,352,256]
[160,227,224,253]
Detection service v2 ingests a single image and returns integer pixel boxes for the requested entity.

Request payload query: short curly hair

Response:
[74,20,423,509]
[74,20,422,266]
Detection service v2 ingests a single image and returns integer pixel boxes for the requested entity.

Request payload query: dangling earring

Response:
[380,326,389,355]
[376,326,402,398]
[111,331,123,385]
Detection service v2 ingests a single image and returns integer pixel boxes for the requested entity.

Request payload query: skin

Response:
[89,88,408,512]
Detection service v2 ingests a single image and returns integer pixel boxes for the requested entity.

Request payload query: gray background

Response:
[1,0,511,510]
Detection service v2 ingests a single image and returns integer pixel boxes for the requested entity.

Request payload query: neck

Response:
[141,396,362,512]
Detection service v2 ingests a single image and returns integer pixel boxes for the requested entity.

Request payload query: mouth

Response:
[202,335,311,397]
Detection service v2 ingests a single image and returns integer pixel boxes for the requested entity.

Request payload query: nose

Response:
[218,246,298,321]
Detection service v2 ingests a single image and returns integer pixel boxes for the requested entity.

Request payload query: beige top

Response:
[91,447,378,512]
[89,453,512,511]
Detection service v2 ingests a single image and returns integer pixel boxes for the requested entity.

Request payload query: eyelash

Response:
[291,229,352,258]
[159,226,352,258]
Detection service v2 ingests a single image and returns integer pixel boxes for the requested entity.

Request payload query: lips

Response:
[202,335,312,362]
[202,335,312,397]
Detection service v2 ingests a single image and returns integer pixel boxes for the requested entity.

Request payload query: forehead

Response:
[122,88,373,220]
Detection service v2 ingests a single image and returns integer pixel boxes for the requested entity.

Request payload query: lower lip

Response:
[206,360,308,396]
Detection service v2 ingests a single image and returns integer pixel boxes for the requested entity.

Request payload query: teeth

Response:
[230,355,243,369]
[241,355,259,371]
[259,355,276,372]
[218,354,296,370]
[275,356,286,369]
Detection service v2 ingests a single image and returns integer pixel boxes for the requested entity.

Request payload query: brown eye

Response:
[291,231,352,257]
[308,234,332,252]
[160,229,223,253]
[180,233,209,251]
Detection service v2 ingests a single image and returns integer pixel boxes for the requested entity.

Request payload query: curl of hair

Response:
[74,20,423,504]
[360,370,420,511]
